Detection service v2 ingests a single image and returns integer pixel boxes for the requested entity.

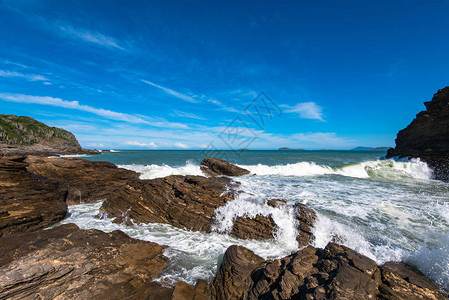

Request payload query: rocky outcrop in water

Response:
[0,156,67,237]
[100,175,238,232]
[212,243,446,300]
[386,86,449,181]
[0,223,170,299]
[229,199,316,247]
[0,114,98,156]
[25,156,139,205]
[201,157,250,176]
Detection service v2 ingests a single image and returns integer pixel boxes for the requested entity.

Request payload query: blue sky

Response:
[1,0,449,150]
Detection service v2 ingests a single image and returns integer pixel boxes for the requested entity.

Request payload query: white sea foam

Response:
[119,162,203,179]
[59,200,297,285]
[239,158,432,181]
[56,157,447,290]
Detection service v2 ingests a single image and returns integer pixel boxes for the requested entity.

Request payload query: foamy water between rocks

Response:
[60,155,449,289]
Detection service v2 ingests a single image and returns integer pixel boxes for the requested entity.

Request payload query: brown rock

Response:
[0,223,169,299]
[295,203,317,248]
[386,86,449,181]
[172,281,195,300]
[25,156,139,204]
[200,157,250,177]
[229,200,316,246]
[100,175,237,232]
[0,156,67,237]
[230,214,276,240]
[379,261,446,300]
[212,243,446,299]
[211,245,265,300]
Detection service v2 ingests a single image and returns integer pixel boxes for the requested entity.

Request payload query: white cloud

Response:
[57,25,124,50]
[0,70,48,82]
[141,79,198,103]
[0,93,187,129]
[171,110,205,120]
[126,141,158,148]
[207,98,239,113]
[174,142,189,149]
[284,102,324,121]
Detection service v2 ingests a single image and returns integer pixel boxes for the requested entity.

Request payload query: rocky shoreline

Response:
[386,86,449,181]
[0,153,447,299]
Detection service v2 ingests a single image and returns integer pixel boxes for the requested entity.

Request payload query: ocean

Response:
[58,150,449,289]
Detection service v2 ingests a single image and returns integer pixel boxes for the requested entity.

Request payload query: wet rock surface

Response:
[212,243,447,300]
[228,199,316,247]
[387,86,449,181]
[0,223,169,300]
[100,175,237,232]
[201,157,250,177]
[25,156,139,204]
[0,156,67,237]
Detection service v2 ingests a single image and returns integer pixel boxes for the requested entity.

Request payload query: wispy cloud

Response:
[171,110,205,120]
[174,142,189,149]
[207,98,239,113]
[0,70,48,82]
[57,25,124,50]
[0,93,187,129]
[284,102,324,121]
[141,79,198,103]
[126,141,158,148]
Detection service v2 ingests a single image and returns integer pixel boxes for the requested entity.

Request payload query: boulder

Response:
[200,157,250,177]
[212,243,447,299]
[100,175,237,232]
[0,156,67,237]
[211,245,265,300]
[386,86,449,180]
[25,156,139,204]
[0,223,170,299]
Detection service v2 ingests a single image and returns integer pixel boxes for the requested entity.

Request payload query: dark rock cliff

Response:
[386,87,449,180]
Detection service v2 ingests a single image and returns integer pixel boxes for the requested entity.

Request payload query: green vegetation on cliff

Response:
[0,114,80,147]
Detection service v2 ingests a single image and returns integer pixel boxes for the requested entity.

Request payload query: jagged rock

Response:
[0,223,169,299]
[230,215,276,240]
[211,245,265,300]
[386,87,449,181]
[24,156,139,204]
[212,243,447,300]
[100,175,237,232]
[0,156,67,237]
[295,203,317,248]
[379,262,445,300]
[229,200,316,247]
[200,157,250,177]
[0,114,98,156]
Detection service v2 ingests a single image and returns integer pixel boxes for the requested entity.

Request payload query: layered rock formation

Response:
[0,114,98,156]
[25,156,139,204]
[100,175,238,232]
[201,157,250,176]
[0,156,67,237]
[229,200,316,247]
[0,223,171,299]
[386,86,449,180]
[212,243,447,300]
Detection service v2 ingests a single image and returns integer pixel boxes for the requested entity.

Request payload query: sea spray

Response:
[77,155,448,289]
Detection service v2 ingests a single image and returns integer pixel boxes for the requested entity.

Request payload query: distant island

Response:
[278,147,305,150]
[351,146,390,151]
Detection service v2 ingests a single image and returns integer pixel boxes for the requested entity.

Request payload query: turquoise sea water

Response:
[60,150,448,289]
